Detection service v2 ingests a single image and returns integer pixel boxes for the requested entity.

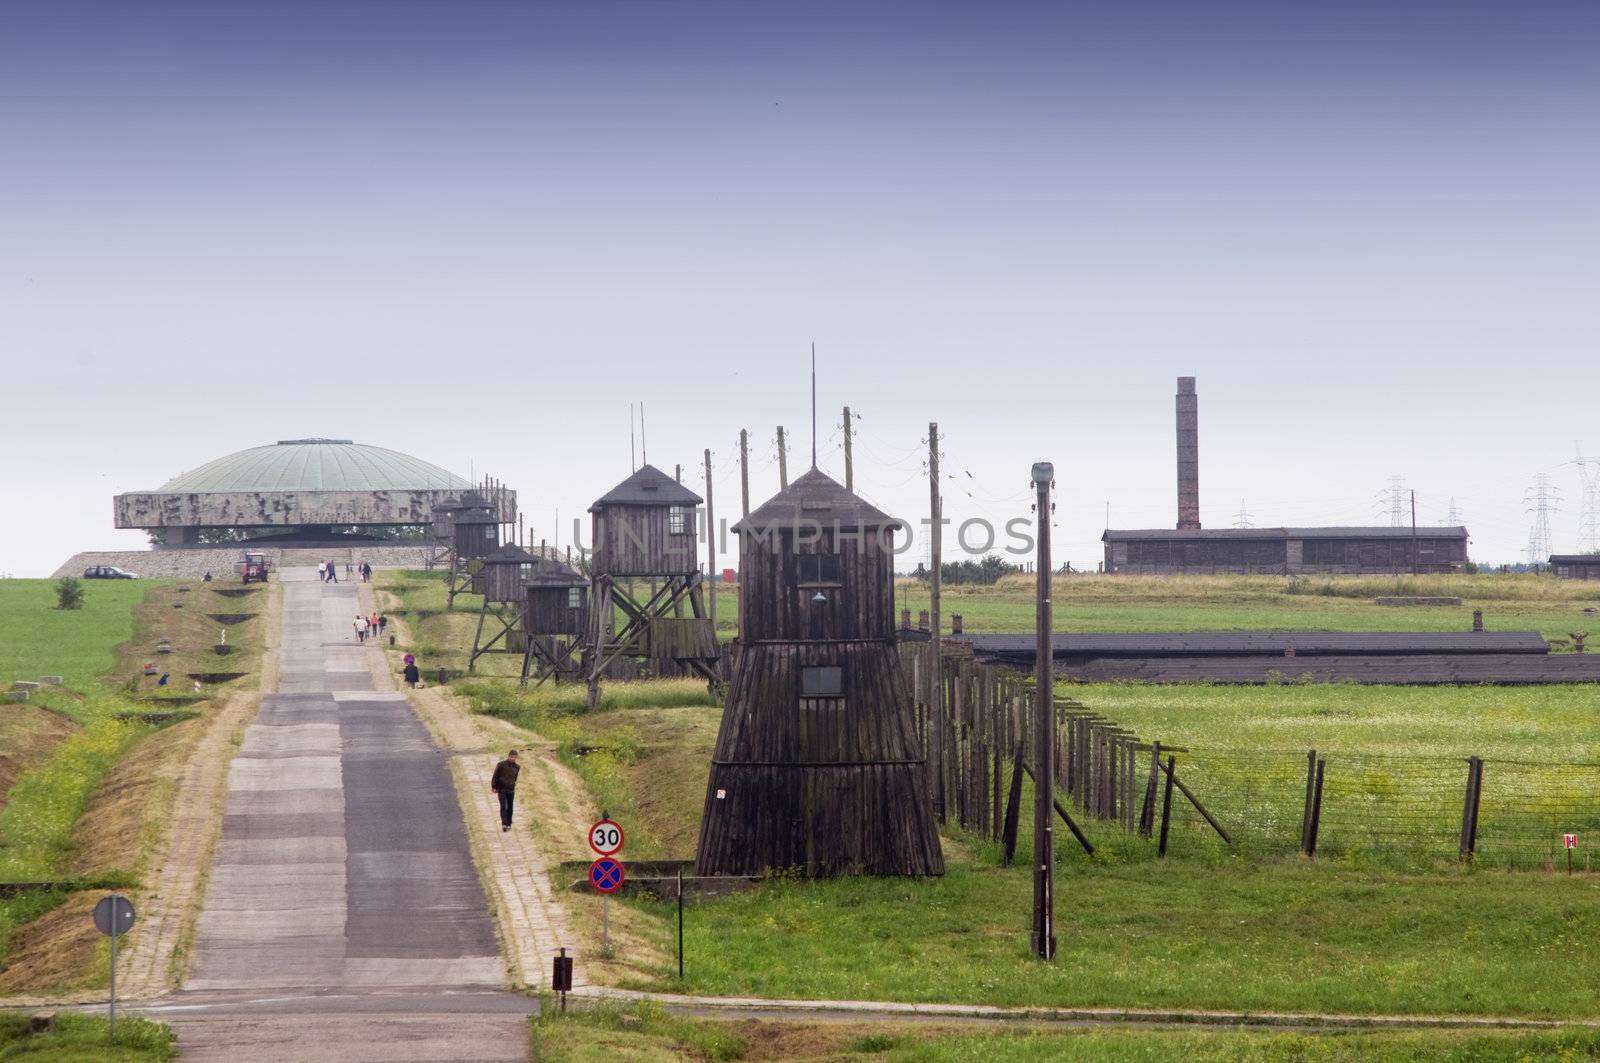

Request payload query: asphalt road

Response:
[158,568,531,1061]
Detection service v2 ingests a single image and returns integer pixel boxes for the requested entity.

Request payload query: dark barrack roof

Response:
[1103,526,1469,542]
[735,467,900,534]
[960,630,1547,658]
[590,464,702,511]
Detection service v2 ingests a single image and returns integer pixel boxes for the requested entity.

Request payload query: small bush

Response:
[53,577,85,610]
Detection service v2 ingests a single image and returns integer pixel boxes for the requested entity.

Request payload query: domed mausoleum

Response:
[113,438,497,544]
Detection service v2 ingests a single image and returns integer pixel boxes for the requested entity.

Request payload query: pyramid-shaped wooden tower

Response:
[695,468,943,877]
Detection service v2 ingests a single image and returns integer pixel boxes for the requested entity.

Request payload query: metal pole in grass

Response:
[677,866,685,979]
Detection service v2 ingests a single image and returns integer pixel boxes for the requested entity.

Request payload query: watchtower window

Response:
[797,553,842,586]
[668,506,690,535]
[567,586,583,608]
[519,563,533,583]
[800,665,843,697]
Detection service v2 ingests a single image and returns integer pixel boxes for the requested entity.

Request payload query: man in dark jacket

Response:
[403,661,420,688]
[490,751,520,831]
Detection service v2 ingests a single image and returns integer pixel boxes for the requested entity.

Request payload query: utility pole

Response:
[842,406,854,493]
[704,449,717,629]
[739,429,751,518]
[927,422,944,821]
[776,426,789,489]
[1410,489,1418,575]
[1031,460,1056,961]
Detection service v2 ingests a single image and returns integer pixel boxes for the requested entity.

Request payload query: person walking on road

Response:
[378,614,388,639]
[327,560,339,584]
[403,659,420,688]
[354,614,368,642]
[490,750,520,832]
[317,561,326,582]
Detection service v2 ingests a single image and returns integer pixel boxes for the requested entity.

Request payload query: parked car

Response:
[83,565,138,579]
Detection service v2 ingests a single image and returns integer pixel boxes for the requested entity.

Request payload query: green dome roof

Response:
[156,439,473,494]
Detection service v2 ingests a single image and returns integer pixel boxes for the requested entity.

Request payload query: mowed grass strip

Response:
[531,1001,1600,1062]
[630,853,1600,1019]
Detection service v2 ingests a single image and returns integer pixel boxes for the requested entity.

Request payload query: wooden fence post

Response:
[1157,755,1176,857]
[1459,756,1483,862]
[1300,749,1318,854]
[1139,741,1161,836]
[1306,758,1326,858]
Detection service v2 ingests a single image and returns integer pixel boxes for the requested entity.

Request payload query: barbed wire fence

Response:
[1160,748,1600,869]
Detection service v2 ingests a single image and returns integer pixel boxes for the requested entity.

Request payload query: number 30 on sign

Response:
[1563,833,1577,850]
[589,819,624,856]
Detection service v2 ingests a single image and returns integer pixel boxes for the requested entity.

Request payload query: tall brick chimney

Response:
[1176,376,1200,529]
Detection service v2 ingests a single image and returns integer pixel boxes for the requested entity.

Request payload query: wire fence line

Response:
[1159,748,1600,869]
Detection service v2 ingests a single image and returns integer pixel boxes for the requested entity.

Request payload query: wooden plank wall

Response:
[901,640,1157,839]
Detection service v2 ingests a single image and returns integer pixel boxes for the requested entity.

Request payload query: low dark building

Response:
[1103,526,1469,575]
[1550,554,1600,579]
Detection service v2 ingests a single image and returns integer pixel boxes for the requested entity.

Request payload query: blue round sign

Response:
[588,856,625,894]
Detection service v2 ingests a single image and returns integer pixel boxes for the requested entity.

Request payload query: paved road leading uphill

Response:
[158,568,530,1062]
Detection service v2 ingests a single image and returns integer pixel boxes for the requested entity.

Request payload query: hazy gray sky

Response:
[2,2,1596,576]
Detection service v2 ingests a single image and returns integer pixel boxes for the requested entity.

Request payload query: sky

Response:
[1,1,1597,577]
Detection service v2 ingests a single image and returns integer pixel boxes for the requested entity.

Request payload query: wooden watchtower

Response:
[446,494,500,609]
[519,557,590,686]
[695,467,943,877]
[585,464,719,705]
[468,542,537,671]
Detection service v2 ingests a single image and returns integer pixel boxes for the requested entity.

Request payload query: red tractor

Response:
[237,551,272,584]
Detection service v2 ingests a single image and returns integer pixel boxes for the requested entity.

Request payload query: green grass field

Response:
[0,579,158,688]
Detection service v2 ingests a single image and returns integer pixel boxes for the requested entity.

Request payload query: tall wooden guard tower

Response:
[446,495,500,609]
[519,557,590,687]
[695,468,943,877]
[585,464,719,706]
[468,543,537,671]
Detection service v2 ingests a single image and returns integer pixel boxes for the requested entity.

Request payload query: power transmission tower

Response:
[1383,476,1407,527]
[1232,499,1253,529]
[1574,443,1600,554]
[1525,474,1562,564]
[1446,497,1462,527]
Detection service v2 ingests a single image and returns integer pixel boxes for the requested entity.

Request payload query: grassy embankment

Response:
[532,1000,1600,1062]
[0,576,265,996]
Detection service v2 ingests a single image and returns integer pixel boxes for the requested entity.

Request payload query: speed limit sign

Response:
[588,818,624,856]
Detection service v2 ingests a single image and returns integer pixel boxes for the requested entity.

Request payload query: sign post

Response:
[1564,833,1577,875]
[588,815,625,953]
[92,895,135,1043]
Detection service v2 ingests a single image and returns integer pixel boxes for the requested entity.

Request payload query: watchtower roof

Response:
[523,557,589,588]
[482,543,536,565]
[589,464,702,512]
[736,468,900,534]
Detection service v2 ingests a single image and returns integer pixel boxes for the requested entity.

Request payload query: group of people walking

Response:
[316,560,374,582]
[353,611,387,643]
